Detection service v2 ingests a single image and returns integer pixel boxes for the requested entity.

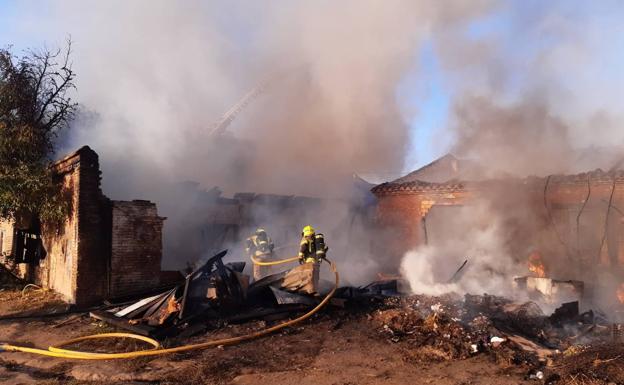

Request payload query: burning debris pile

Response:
[96,262,622,381]
[2,252,624,384]
[528,251,547,279]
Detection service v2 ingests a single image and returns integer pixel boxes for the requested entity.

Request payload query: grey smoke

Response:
[8,1,624,293]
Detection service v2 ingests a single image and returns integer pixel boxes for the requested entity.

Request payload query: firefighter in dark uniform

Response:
[246,228,274,281]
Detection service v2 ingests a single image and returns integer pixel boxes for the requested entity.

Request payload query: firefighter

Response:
[298,225,328,264]
[246,228,274,281]
[293,225,328,294]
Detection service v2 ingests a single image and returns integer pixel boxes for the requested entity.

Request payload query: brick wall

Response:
[373,175,624,275]
[0,148,91,303]
[0,146,165,305]
[374,189,473,265]
[38,150,81,303]
[38,146,108,305]
[72,148,109,304]
[109,200,164,298]
[545,178,624,272]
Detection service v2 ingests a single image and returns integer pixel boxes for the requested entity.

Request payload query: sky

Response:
[401,0,624,177]
[2,1,624,184]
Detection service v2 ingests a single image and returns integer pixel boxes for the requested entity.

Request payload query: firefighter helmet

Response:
[302,225,315,237]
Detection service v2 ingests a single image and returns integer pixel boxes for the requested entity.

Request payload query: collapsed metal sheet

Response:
[269,286,317,306]
[114,293,164,317]
[179,250,248,318]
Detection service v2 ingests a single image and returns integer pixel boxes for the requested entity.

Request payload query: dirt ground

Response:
[0,310,533,385]
[0,286,622,385]
[0,268,67,317]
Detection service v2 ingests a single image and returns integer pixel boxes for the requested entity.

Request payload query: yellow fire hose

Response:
[0,259,338,360]
[250,254,300,266]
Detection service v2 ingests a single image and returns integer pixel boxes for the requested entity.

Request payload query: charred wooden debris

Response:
[86,250,624,383]
[90,250,331,338]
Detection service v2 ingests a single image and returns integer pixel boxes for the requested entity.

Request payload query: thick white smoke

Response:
[400,201,525,297]
[435,2,624,177]
[6,1,624,292]
[4,0,498,277]
[4,0,490,199]
[398,2,624,308]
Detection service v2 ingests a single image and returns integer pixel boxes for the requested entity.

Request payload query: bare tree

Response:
[0,39,77,224]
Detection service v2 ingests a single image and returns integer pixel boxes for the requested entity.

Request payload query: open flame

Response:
[528,251,546,278]
[617,283,624,305]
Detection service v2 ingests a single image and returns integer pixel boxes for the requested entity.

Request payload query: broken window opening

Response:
[13,229,46,264]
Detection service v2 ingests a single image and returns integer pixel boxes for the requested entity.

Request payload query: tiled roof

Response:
[547,169,624,184]
[372,169,624,195]
[371,180,467,195]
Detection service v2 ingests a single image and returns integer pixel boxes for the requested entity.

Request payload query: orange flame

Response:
[528,251,546,278]
[617,283,624,305]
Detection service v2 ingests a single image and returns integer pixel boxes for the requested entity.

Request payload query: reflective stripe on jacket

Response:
[246,235,274,256]
[299,234,328,262]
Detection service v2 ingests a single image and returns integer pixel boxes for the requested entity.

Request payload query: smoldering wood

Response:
[447,259,468,283]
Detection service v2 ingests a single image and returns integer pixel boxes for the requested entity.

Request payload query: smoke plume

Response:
[398,2,624,312]
[5,0,498,279]
[20,0,487,198]
[436,2,624,177]
[7,1,624,297]
[400,201,523,297]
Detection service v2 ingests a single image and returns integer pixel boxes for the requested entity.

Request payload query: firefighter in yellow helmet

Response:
[298,225,328,264]
[296,225,328,294]
[246,228,274,281]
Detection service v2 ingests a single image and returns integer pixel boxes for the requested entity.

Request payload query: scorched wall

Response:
[0,146,168,305]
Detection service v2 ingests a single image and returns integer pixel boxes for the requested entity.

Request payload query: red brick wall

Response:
[545,179,624,271]
[0,146,166,305]
[374,189,473,269]
[373,177,624,275]
[109,200,164,298]
[0,147,108,304]
[73,149,109,305]
[38,148,82,303]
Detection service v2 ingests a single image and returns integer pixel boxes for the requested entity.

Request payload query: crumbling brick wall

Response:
[109,200,164,298]
[71,147,109,304]
[37,149,82,302]
[544,175,624,273]
[373,183,472,268]
[372,172,624,276]
[0,148,89,302]
[0,146,166,305]
[24,146,108,305]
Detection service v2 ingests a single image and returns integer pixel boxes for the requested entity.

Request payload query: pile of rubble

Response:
[90,250,325,338]
[370,295,538,364]
[364,292,621,383]
[546,343,624,384]
[79,251,623,384]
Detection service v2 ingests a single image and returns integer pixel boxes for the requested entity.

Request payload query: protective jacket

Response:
[246,234,274,257]
[299,233,328,263]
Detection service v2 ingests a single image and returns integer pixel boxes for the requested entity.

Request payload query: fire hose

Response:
[0,259,338,360]
[250,254,299,266]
